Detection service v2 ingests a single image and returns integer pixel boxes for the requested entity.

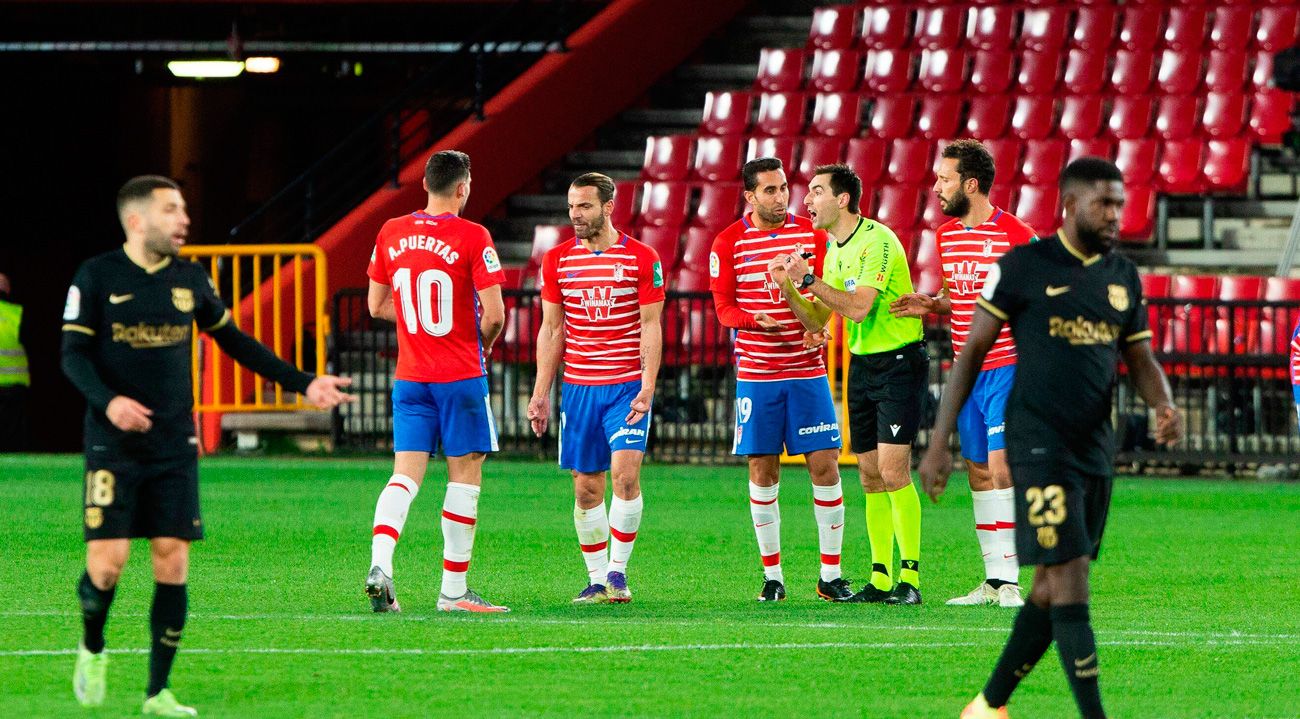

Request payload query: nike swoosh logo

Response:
[831,523,844,531]
[109,293,134,304]
[1003,553,1017,559]
[1045,285,1071,296]
[755,521,774,528]
[1074,652,1097,668]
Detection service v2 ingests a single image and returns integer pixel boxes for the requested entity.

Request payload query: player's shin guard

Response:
[973,488,1019,584]
[982,601,1054,707]
[811,481,844,582]
[371,474,420,577]
[440,482,480,599]
[1052,603,1105,719]
[608,494,642,575]
[888,483,922,588]
[146,582,187,698]
[574,501,610,583]
[77,572,116,654]
[865,491,894,590]
[749,482,782,582]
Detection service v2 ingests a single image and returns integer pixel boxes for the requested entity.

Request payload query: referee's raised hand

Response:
[305,375,357,409]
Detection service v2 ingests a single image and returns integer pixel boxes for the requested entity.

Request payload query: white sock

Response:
[971,489,1000,583]
[440,482,480,598]
[812,481,845,582]
[749,482,782,582]
[371,474,419,577]
[608,494,643,576]
[990,487,1019,584]
[574,501,610,584]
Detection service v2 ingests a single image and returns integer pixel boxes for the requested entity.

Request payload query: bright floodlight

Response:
[244,57,281,74]
[167,60,245,78]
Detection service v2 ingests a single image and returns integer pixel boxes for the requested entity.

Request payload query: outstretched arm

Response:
[207,323,355,409]
[1122,339,1183,446]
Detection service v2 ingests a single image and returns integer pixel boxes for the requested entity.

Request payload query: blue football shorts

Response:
[392,376,498,457]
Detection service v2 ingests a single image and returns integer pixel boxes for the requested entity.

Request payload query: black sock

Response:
[147,583,188,698]
[1052,603,1105,719]
[77,571,116,654]
[982,600,1054,707]
[986,578,1013,590]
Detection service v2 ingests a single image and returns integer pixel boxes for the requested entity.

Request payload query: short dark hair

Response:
[571,172,616,205]
[116,175,179,217]
[742,157,784,192]
[424,150,471,196]
[811,163,862,214]
[1059,156,1124,192]
[941,139,996,195]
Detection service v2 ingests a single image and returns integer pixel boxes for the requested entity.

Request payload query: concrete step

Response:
[507,193,568,213]
[564,149,644,170]
[676,63,760,84]
[620,108,701,127]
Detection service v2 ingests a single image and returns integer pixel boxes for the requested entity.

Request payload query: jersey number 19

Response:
[392,267,453,337]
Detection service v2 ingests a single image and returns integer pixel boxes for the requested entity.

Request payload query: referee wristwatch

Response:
[799,272,816,289]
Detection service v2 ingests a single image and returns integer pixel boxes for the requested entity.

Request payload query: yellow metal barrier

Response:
[181,245,328,412]
[782,317,857,465]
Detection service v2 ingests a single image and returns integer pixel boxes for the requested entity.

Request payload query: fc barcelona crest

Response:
[1107,284,1129,312]
[172,287,195,313]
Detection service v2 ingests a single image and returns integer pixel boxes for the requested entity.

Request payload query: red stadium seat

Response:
[1114,138,1158,185]
[1156,139,1206,194]
[1141,272,1171,347]
[887,138,933,185]
[1141,273,1172,299]
[968,50,1014,94]
[797,137,845,182]
[913,6,963,50]
[680,226,719,269]
[1058,95,1104,140]
[867,94,917,140]
[910,229,943,296]
[1262,278,1300,356]
[1118,7,1163,52]
[845,137,888,184]
[1156,49,1204,95]
[1163,274,1219,354]
[700,91,752,136]
[808,49,861,93]
[1213,274,1266,354]
[1154,95,1200,141]
[1264,277,1300,303]
[1203,139,1250,192]
[1201,92,1247,140]
[755,48,806,93]
[989,182,1014,213]
[1062,49,1106,95]
[692,135,743,183]
[746,136,797,169]
[966,6,1016,51]
[808,92,864,137]
[1255,6,1300,53]
[499,265,525,291]
[611,181,639,228]
[1010,95,1056,140]
[637,225,682,273]
[639,181,692,228]
[863,49,915,94]
[916,95,962,140]
[1162,8,1208,51]
[1210,7,1254,52]
[1219,275,1264,303]
[1071,6,1117,51]
[1205,50,1248,93]
[983,138,1022,185]
[1107,96,1155,140]
[642,135,693,182]
[692,183,743,232]
[1252,51,1275,89]
[788,184,809,216]
[861,5,912,51]
[754,92,807,137]
[1120,184,1156,242]
[917,49,967,93]
[874,184,923,231]
[808,5,857,51]
[1021,139,1066,185]
[1019,7,1070,52]
[1110,49,1155,95]
[1017,49,1061,95]
[921,189,946,228]
[964,95,1010,139]
[1068,137,1115,164]
[1249,88,1297,144]
[524,225,572,287]
[673,267,711,293]
[1013,184,1062,235]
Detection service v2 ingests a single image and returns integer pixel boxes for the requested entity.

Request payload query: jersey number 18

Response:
[392,267,453,337]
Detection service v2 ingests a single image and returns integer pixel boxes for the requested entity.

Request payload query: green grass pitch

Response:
[1,454,1298,718]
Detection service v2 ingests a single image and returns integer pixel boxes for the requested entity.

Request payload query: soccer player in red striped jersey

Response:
[891,140,1038,608]
[709,157,852,603]
[1291,317,1299,429]
[527,173,664,604]
[363,150,510,614]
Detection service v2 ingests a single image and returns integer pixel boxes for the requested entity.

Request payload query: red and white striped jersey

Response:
[539,234,665,386]
[1290,318,1299,387]
[935,209,1037,371]
[709,213,828,382]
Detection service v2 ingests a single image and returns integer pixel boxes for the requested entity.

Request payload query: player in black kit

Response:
[62,175,355,716]
[920,159,1183,719]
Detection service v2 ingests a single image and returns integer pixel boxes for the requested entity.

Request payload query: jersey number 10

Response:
[392,267,453,337]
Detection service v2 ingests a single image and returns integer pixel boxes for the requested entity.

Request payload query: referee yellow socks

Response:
[864,492,894,590]
[888,483,922,588]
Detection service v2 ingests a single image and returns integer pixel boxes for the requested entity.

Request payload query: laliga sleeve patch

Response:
[709,251,720,278]
[482,247,502,273]
[63,285,81,321]
[652,261,664,288]
[980,262,1001,300]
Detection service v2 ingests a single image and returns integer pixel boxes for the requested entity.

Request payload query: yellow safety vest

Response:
[0,300,29,387]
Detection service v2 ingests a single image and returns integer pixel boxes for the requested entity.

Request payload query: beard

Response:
[574,209,607,239]
[940,187,970,218]
[1076,220,1115,255]
[754,203,786,226]
[143,226,179,257]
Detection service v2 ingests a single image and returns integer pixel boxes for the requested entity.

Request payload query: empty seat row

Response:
[757,46,1280,96]
[1137,274,1300,356]
[809,4,1299,54]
